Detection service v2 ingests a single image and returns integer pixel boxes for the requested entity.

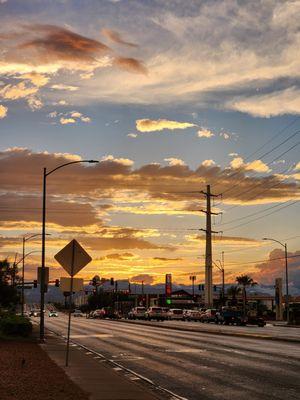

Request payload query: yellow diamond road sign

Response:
[54,239,92,276]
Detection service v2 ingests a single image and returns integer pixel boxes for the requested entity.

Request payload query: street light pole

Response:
[39,159,98,342]
[263,237,289,323]
[22,233,48,316]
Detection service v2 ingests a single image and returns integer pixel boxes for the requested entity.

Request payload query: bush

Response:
[0,314,32,337]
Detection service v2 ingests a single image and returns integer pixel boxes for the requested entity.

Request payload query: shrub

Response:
[0,314,32,337]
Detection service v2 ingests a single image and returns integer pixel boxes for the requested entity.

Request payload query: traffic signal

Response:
[213,285,217,292]
[33,280,37,288]
[55,279,60,287]
[199,284,204,291]
[110,277,114,286]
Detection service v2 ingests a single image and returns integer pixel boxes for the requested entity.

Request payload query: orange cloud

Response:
[136,118,196,132]
[101,28,137,47]
[0,104,7,118]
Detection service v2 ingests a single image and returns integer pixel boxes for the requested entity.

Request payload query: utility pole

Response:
[189,275,196,297]
[200,185,221,308]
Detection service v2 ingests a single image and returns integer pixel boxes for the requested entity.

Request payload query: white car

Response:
[128,307,146,319]
[184,309,202,321]
[49,311,58,317]
[145,307,164,321]
[167,308,184,320]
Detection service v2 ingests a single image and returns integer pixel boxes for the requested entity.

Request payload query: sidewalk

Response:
[41,331,162,400]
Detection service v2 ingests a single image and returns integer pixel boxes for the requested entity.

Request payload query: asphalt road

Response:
[45,316,300,400]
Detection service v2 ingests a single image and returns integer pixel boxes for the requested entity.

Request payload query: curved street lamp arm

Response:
[24,233,51,242]
[15,250,41,266]
[263,237,285,248]
[46,160,98,177]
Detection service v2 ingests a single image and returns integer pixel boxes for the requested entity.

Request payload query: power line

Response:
[218,199,292,227]
[213,116,300,193]
[224,200,299,232]
[221,131,300,197]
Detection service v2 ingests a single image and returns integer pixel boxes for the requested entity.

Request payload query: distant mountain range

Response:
[24,280,299,304]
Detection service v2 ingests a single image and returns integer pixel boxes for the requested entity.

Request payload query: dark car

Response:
[215,308,247,326]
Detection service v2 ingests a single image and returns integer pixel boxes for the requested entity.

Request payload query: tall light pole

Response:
[40,159,98,341]
[22,233,50,316]
[263,237,289,323]
[15,250,40,313]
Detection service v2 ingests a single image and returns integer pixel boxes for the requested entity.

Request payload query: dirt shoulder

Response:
[0,338,89,400]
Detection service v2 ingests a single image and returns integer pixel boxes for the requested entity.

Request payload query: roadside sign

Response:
[54,239,92,276]
[60,277,84,292]
[37,267,49,284]
[54,239,92,368]
[165,273,172,296]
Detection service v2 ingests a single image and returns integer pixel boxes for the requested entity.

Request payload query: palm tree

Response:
[227,285,241,306]
[236,275,257,316]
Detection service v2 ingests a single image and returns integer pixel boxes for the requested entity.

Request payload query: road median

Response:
[117,319,300,343]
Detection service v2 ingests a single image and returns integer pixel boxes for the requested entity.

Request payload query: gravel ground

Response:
[0,339,89,400]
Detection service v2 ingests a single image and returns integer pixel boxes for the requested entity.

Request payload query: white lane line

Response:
[166,348,206,353]
[109,357,144,361]
[70,334,113,338]
[222,348,247,355]
[113,367,122,371]
[85,351,93,355]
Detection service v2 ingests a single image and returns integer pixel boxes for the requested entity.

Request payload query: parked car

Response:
[102,307,120,319]
[145,307,164,321]
[246,315,266,327]
[184,309,202,321]
[91,309,106,319]
[73,309,84,317]
[48,311,58,317]
[128,307,146,320]
[167,308,184,320]
[215,308,247,326]
[200,309,217,323]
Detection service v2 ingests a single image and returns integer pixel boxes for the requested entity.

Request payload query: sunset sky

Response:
[0,0,300,292]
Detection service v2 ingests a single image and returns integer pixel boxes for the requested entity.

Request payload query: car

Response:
[91,309,105,319]
[48,311,58,317]
[215,308,247,326]
[73,309,84,317]
[144,307,164,321]
[200,309,217,323]
[184,309,202,321]
[128,307,146,320]
[167,308,184,320]
[32,310,41,317]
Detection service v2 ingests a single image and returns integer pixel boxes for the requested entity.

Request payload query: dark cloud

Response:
[1,24,147,74]
[153,257,183,261]
[0,148,299,217]
[19,24,110,63]
[130,274,154,284]
[0,192,101,227]
[114,57,147,75]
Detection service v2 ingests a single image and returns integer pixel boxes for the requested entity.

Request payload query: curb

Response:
[117,319,300,344]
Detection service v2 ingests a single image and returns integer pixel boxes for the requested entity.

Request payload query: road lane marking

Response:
[222,348,247,355]
[166,348,206,353]
[70,334,113,338]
